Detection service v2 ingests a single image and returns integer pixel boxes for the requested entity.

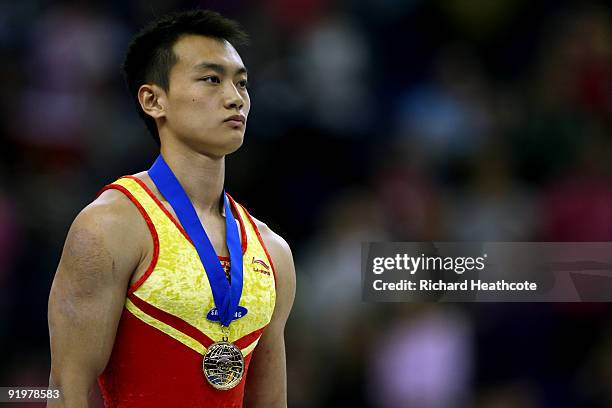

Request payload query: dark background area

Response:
[0,0,610,407]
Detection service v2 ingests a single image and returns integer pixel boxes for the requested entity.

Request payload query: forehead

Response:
[171,34,245,73]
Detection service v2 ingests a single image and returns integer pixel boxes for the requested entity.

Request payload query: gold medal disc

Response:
[203,341,244,390]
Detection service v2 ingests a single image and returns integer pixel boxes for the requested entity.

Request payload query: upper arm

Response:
[265,231,296,332]
[48,191,144,405]
[244,220,296,407]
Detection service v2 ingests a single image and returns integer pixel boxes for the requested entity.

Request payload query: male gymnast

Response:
[48,9,295,407]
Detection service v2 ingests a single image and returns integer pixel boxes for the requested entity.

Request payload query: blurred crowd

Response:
[0,0,611,407]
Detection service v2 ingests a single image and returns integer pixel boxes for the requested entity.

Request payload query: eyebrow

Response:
[193,62,248,76]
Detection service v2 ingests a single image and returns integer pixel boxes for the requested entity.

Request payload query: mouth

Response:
[224,115,246,128]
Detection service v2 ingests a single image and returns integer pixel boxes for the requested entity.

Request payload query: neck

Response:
[159,142,225,216]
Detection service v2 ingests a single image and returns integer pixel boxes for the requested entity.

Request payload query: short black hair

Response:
[122,9,249,145]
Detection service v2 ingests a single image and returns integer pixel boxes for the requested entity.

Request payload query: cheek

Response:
[185,96,212,115]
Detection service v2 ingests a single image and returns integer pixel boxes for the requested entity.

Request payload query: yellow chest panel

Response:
[106,176,276,356]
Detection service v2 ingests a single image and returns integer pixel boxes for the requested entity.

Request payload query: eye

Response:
[237,79,249,89]
[201,76,220,84]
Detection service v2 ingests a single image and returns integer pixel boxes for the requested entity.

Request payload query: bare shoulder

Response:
[248,214,296,320]
[75,187,146,251]
[251,216,296,304]
[58,188,146,292]
[250,215,293,272]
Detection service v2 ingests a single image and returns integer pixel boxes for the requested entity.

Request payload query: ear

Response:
[138,83,167,120]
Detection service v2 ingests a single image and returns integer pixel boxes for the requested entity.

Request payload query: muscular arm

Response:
[244,223,296,408]
[48,192,143,407]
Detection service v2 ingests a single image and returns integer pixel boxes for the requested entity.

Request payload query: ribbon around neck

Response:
[148,155,243,327]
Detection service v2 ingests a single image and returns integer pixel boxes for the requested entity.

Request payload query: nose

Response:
[223,83,244,111]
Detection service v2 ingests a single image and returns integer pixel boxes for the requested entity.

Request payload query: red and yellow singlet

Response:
[97,176,276,407]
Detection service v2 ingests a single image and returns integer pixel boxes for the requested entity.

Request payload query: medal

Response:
[149,155,245,390]
[203,337,244,390]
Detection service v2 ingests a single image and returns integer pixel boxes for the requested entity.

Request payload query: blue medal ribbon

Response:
[148,155,243,327]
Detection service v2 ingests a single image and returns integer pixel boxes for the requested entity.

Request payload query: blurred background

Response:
[0,0,611,407]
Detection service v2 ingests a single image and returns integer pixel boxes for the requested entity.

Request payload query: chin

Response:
[224,137,244,155]
[225,128,245,149]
